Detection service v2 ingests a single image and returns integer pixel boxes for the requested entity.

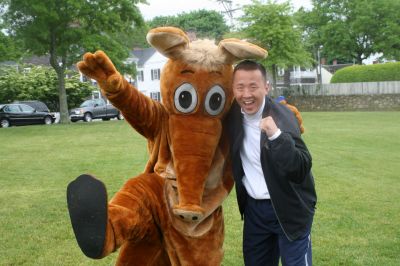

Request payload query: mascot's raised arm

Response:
[67,27,267,265]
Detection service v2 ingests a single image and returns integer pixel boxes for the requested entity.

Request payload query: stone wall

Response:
[288,94,400,111]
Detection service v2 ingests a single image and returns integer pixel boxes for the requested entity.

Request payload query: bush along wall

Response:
[331,62,400,83]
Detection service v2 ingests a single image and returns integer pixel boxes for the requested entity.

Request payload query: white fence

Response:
[275,81,400,96]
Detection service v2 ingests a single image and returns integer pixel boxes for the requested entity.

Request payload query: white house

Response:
[81,48,168,102]
[130,47,168,101]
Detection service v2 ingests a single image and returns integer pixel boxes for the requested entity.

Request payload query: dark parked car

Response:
[69,98,123,122]
[13,100,51,113]
[0,103,56,128]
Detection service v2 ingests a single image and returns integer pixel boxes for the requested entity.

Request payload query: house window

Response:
[151,69,160,80]
[137,70,144,82]
[150,92,161,102]
[92,91,101,99]
[277,67,285,77]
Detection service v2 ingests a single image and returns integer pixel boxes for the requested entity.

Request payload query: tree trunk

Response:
[271,64,278,98]
[49,32,70,124]
[56,67,69,124]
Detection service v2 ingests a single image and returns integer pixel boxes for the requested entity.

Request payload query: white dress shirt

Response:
[240,98,281,199]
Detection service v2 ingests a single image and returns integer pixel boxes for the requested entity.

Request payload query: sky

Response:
[138,0,381,64]
[138,0,312,21]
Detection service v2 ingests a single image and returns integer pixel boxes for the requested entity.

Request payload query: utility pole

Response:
[317,45,323,84]
[215,0,241,29]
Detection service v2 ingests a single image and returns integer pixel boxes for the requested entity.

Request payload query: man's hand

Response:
[259,116,279,138]
[77,51,123,94]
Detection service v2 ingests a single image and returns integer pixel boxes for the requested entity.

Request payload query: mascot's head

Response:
[147,27,267,222]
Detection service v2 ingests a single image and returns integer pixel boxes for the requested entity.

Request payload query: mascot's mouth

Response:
[172,206,205,222]
[165,180,215,237]
[167,180,205,222]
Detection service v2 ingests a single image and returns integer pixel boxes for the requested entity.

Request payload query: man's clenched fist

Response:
[259,116,279,138]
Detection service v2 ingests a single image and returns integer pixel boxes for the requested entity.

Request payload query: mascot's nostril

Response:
[173,206,205,222]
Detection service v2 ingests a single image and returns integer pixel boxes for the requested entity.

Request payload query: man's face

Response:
[232,69,269,115]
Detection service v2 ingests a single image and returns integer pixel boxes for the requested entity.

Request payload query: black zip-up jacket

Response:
[224,96,317,241]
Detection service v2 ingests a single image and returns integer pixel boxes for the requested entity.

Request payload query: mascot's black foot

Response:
[67,174,108,259]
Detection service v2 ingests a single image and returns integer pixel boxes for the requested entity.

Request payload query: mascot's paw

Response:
[67,174,108,259]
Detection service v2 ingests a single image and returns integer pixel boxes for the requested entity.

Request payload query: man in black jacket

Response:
[225,60,317,266]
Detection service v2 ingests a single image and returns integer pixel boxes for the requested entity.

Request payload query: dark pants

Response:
[243,196,312,266]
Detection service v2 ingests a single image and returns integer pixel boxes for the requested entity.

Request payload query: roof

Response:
[322,63,353,74]
[132,48,157,67]
[1,55,51,67]
[23,55,51,66]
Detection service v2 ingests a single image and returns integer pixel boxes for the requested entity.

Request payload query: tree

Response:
[0,0,145,123]
[0,65,94,110]
[239,0,313,95]
[148,9,229,40]
[0,31,26,62]
[372,0,400,61]
[296,0,400,64]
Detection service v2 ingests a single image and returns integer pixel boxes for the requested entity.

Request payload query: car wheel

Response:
[117,112,124,120]
[84,113,93,122]
[44,116,53,125]
[1,119,10,128]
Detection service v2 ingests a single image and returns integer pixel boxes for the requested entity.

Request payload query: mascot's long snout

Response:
[169,115,221,222]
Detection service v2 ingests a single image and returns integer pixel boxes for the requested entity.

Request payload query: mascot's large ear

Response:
[219,38,268,63]
[147,27,190,60]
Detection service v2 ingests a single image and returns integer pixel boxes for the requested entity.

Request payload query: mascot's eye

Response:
[205,85,226,116]
[174,83,198,113]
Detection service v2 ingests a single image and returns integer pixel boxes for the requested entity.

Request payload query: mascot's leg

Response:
[67,173,171,265]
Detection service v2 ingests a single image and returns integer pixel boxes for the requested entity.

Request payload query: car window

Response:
[80,100,94,107]
[5,105,21,113]
[95,99,105,106]
[20,101,49,112]
[20,104,35,113]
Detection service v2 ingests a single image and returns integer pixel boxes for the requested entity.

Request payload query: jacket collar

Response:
[231,96,272,154]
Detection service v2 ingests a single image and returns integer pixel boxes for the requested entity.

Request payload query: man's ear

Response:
[265,82,270,95]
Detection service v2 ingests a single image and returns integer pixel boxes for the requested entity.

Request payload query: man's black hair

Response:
[233,60,267,82]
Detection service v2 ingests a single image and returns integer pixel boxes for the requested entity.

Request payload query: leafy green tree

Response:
[117,25,151,49]
[0,65,94,110]
[148,9,229,40]
[296,0,400,64]
[0,31,26,62]
[372,0,400,61]
[239,0,313,95]
[0,0,144,123]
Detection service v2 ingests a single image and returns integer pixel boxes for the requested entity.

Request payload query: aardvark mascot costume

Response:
[67,27,266,265]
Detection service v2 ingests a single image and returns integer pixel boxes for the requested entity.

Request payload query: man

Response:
[225,60,317,266]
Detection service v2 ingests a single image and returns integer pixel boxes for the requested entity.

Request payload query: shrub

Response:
[0,65,95,111]
[331,62,400,83]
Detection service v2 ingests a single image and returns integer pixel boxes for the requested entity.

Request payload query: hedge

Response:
[0,65,95,111]
[331,62,400,83]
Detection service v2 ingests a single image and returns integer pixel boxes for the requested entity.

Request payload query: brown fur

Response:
[75,27,267,265]
[279,100,305,134]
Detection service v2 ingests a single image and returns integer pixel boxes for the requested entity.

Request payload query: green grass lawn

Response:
[0,112,399,265]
